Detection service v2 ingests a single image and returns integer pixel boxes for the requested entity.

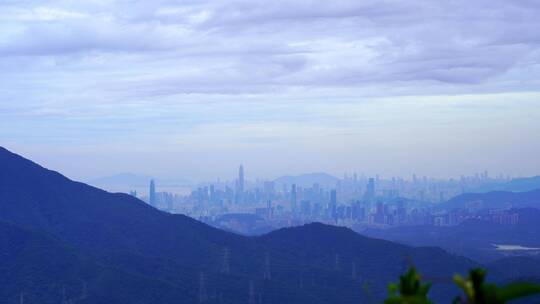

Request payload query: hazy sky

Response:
[1,0,539,181]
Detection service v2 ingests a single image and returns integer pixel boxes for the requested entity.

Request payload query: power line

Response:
[62,285,67,304]
[199,272,208,303]
[263,252,271,280]
[221,247,230,275]
[248,281,256,304]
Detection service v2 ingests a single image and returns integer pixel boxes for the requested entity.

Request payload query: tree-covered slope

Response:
[0,147,479,303]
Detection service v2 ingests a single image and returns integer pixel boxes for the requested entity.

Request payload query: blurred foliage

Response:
[453,268,540,304]
[385,267,540,304]
[384,267,432,304]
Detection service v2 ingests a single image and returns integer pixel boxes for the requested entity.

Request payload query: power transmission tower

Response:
[68,281,89,303]
[263,252,271,280]
[199,272,208,303]
[221,247,230,274]
[81,282,88,300]
[62,285,67,304]
[248,281,256,304]
[334,253,340,271]
[351,261,357,279]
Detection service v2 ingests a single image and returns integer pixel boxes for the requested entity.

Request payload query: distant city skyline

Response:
[88,168,520,184]
[128,156,536,235]
[83,165,526,198]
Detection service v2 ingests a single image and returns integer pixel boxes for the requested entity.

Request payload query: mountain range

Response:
[273,172,339,188]
[363,208,540,263]
[0,147,535,303]
[437,189,540,210]
[471,176,540,193]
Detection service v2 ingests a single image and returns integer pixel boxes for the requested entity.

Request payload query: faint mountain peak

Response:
[472,176,540,193]
[439,189,540,210]
[88,173,154,186]
[88,173,192,189]
[273,172,339,188]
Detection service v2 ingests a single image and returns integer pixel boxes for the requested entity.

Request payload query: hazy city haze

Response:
[1,0,539,181]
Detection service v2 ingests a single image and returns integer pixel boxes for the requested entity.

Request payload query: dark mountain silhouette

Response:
[0,147,477,303]
[438,189,540,210]
[0,221,193,304]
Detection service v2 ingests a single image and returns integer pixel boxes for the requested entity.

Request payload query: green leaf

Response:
[496,282,540,302]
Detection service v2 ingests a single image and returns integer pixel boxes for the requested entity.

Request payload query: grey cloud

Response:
[0,20,182,56]
[0,0,539,96]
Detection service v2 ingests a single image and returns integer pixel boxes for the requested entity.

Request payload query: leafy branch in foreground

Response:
[385,267,540,304]
[453,268,540,304]
[385,267,432,304]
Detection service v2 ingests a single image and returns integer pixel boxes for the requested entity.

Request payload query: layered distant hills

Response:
[2,147,538,303]
[88,173,155,187]
[273,172,339,188]
[366,187,540,264]
[364,208,540,262]
[438,189,540,210]
[471,176,540,193]
[87,173,192,195]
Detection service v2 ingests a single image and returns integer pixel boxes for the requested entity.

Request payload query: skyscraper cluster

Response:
[137,167,512,234]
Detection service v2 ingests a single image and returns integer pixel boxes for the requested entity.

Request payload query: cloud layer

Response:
[1,0,539,179]
[2,0,540,95]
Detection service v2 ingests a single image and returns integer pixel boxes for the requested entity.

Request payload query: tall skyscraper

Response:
[330,189,337,221]
[238,165,245,193]
[149,179,156,206]
[263,181,275,199]
[209,184,215,204]
[235,164,245,204]
[365,178,375,201]
[266,200,273,219]
[291,184,297,214]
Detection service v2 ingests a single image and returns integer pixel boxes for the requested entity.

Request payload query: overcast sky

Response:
[1,0,539,181]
